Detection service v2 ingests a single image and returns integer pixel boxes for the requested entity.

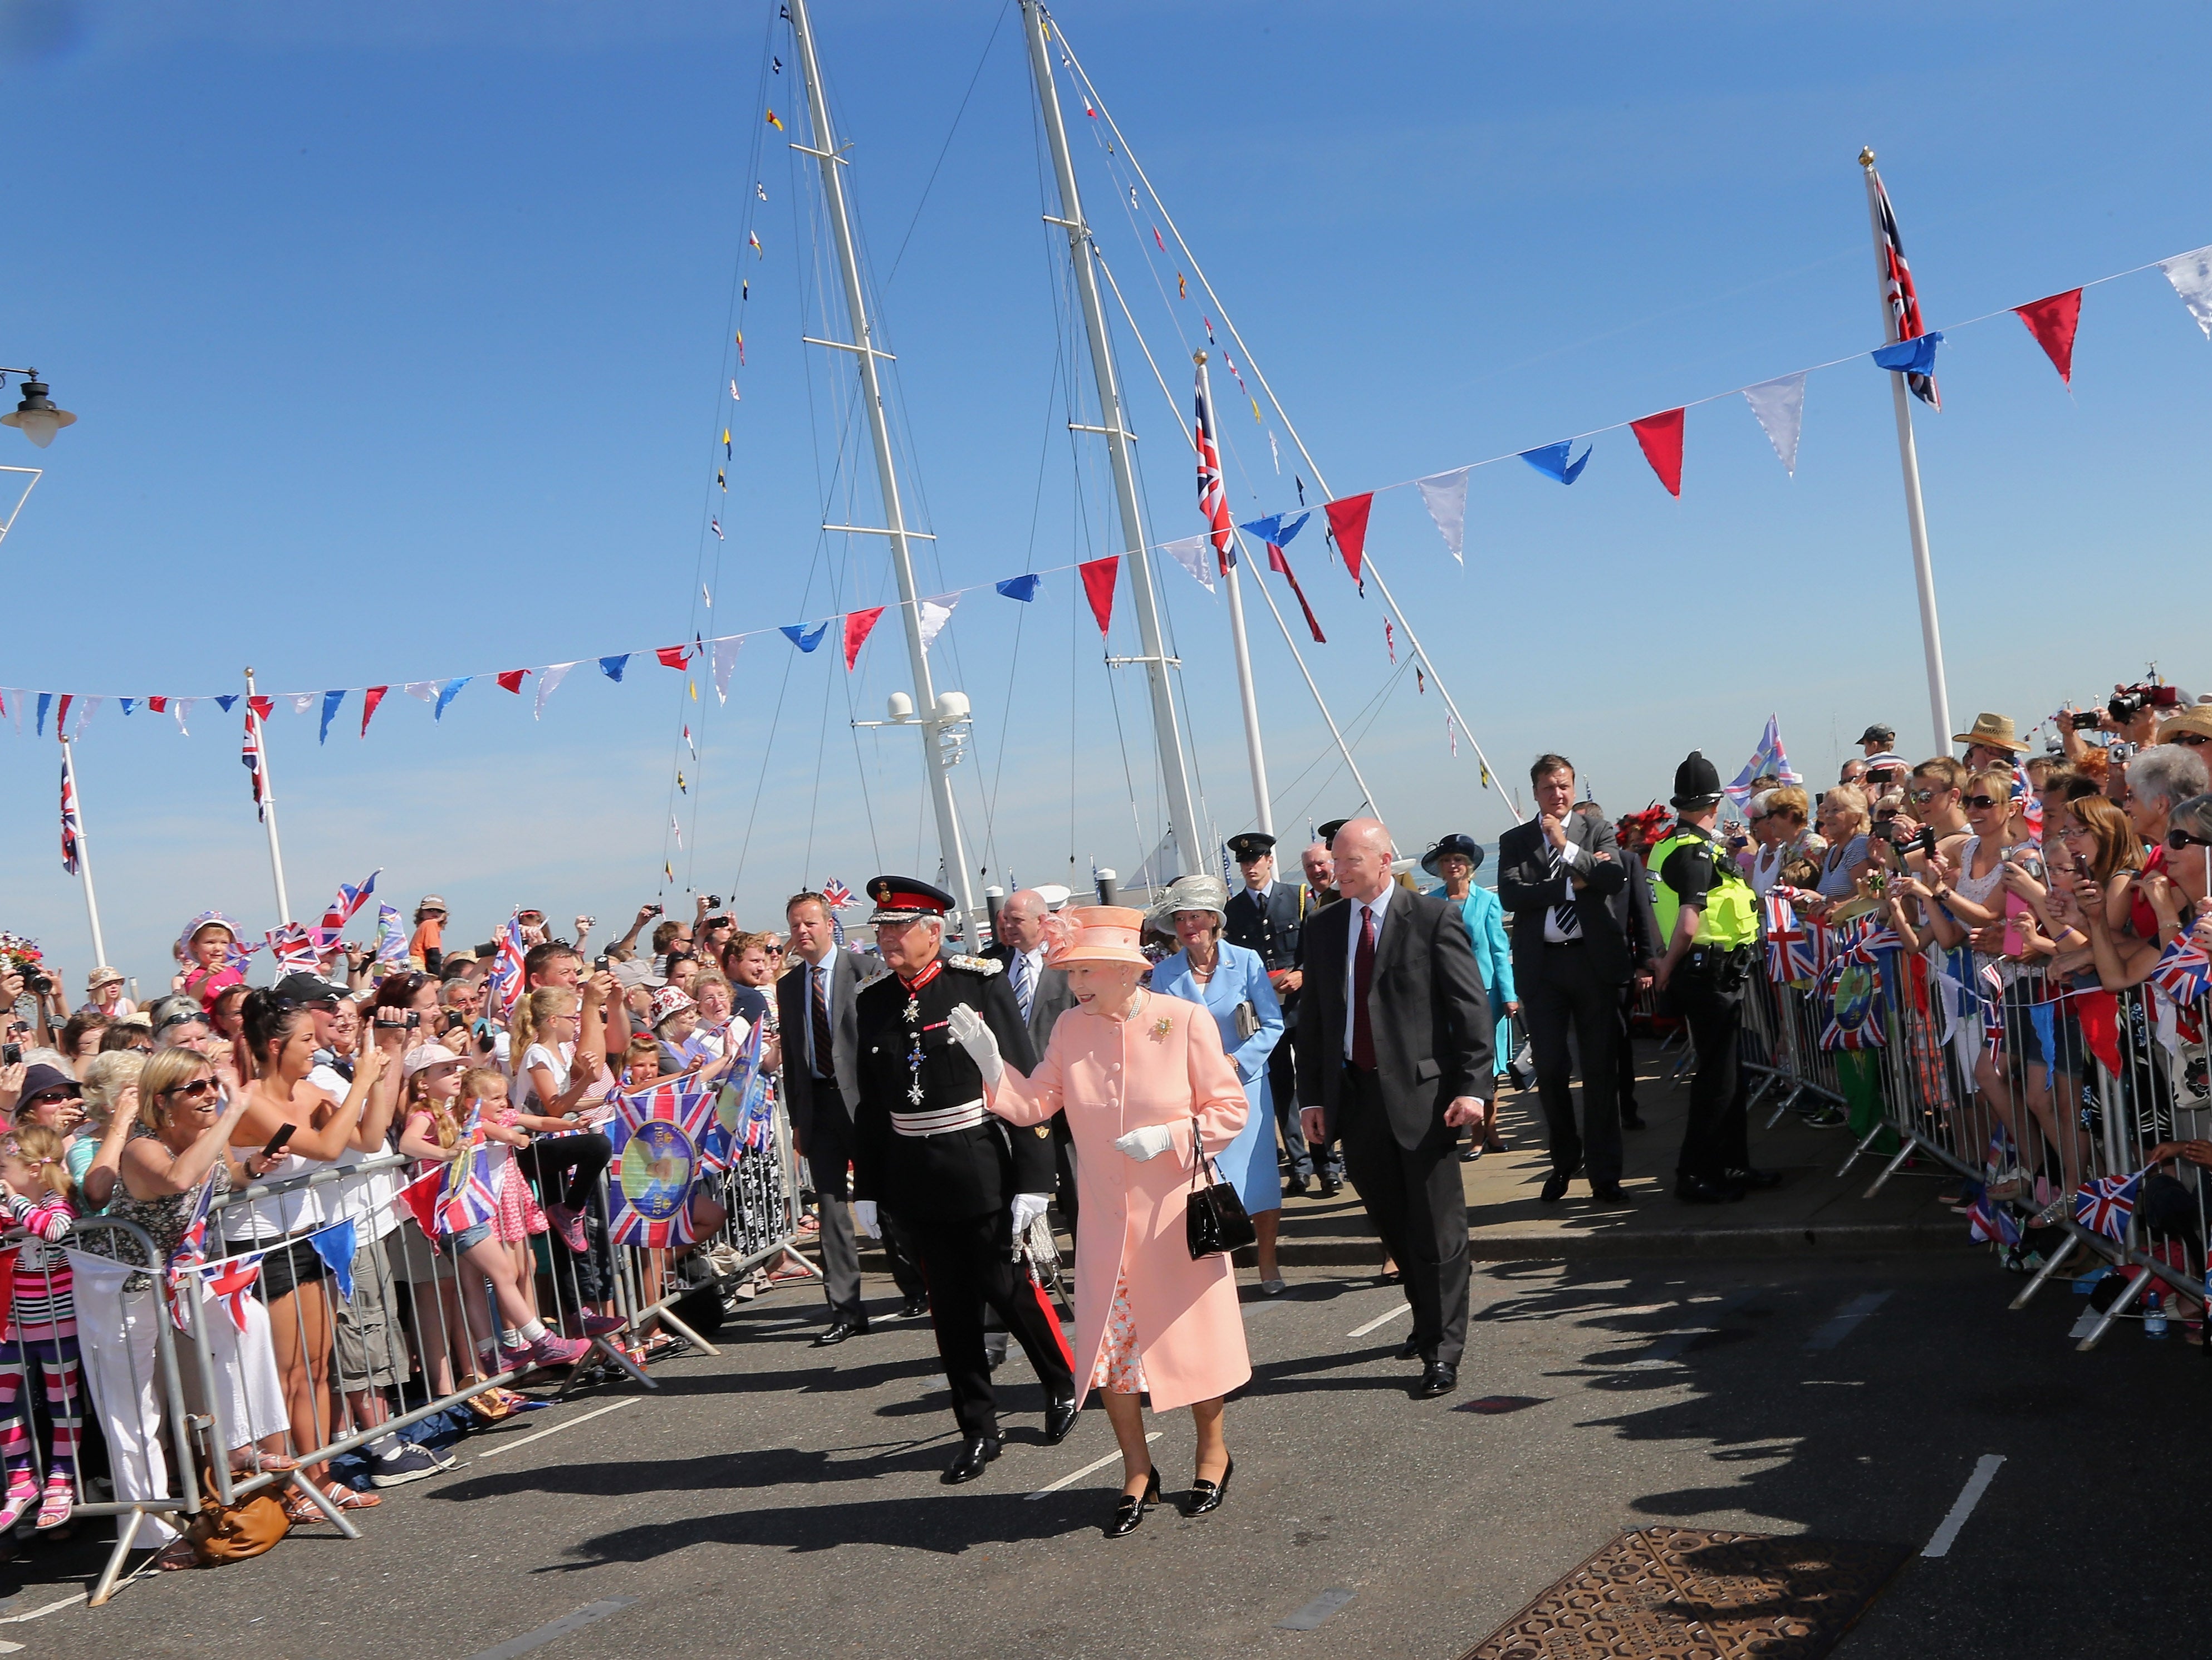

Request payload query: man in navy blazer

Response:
[1296,818,1492,1400]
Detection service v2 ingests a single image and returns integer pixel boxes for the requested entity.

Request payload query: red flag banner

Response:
[496,669,529,694]
[842,606,885,671]
[655,645,690,670]
[2014,288,2082,385]
[247,695,273,724]
[1323,493,1374,587]
[1079,556,1119,635]
[360,685,388,737]
[1268,543,1327,644]
[1630,407,1685,497]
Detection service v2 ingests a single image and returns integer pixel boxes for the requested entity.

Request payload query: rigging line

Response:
[802,654,836,886]
[882,0,1012,289]
[842,649,885,876]
[731,627,802,893]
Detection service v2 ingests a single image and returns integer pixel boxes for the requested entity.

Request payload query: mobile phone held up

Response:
[258,1123,296,1163]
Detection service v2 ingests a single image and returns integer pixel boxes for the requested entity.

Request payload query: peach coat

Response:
[987,990,1250,1413]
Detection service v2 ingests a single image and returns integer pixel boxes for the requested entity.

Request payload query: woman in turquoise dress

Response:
[1423,834,1517,1158]
[1147,875,1287,1293]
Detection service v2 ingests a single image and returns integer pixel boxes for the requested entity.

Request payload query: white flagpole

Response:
[1195,353,1273,839]
[244,667,293,922]
[1860,148,1954,757]
[60,736,107,969]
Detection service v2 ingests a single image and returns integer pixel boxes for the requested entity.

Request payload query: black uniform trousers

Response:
[1337,1064,1470,1368]
[1268,1028,1316,1180]
[804,1082,925,1315]
[1616,985,1644,1125]
[908,1210,1075,1439]
[1521,941,1624,1185]
[1669,961,1753,1181]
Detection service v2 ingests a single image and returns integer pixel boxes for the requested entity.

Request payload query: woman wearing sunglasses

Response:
[2078,792,2212,989]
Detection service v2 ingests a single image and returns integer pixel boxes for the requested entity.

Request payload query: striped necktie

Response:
[1009,949,1034,1024]
[1551,846,1583,940]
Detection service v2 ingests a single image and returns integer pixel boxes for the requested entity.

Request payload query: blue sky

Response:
[6,0,2211,990]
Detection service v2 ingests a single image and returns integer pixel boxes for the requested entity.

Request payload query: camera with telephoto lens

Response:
[2108,683,2181,724]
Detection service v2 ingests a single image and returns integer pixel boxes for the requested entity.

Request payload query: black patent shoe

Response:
[1042,1397,1080,1446]
[1105,1467,1161,1537]
[1183,1457,1235,1517]
[941,1434,1002,1485]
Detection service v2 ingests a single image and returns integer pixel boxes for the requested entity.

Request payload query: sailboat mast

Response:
[786,0,980,940]
[1194,352,1271,837]
[1021,0,1199,883]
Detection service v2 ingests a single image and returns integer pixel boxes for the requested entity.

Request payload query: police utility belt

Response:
[1683,944,1754,984]
[890,1098,987,1137]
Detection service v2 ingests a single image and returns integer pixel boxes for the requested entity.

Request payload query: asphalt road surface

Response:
[4,1248,2205,1659]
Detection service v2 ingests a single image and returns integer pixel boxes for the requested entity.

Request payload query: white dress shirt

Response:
[1543,829,1595,944]
[1342,882,1396,1059]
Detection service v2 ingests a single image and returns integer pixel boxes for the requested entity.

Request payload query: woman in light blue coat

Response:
[1148,874,1288,1293]
[1423,834,1517,1158]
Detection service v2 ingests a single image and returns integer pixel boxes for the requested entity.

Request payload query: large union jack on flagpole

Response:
[58,736,107,968]
[242,668,293,922]
[1195,351,1273,837]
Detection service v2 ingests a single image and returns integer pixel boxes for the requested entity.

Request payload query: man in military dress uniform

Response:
[849,876,1078,1484]
[1223,832,1321,1196]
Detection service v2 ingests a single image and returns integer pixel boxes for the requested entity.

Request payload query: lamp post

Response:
[0,371,73,448]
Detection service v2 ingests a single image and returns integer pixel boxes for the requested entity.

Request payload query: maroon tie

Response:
[1351,903,1377,1069]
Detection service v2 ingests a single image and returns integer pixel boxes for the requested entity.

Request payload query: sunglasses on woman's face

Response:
[2170,733,2212,748]
[1963,794,2002,809]
[166,1078,219,1103]
[2167,830,2212,851]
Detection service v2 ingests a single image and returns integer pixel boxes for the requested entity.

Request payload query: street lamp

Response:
[0,371,73,448]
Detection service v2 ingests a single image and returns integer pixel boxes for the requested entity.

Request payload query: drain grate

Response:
[1460,1527,1909,1659]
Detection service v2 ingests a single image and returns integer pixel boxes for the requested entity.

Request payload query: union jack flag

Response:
[242,705,267,822]
[1868,163,1939,409]
[58,758,80,876]
[2149,933,2212,1006]
[436,1108,502,1234]
[2073,1170,2143,1241]
[2012,770,2042,838]
[1194,369,1235,574]
[603,1077,719,1248]
[703,1018,771,1173]
[312,868,381,952]
[1764,892,1814,984]
[484,911,528,1020]
[374,902,409,966]
[821,878,855,910]
[1966,1190,2022,1248]
[204,1254,266,1334]
[264,922,320,974]
[163,1173,218,1330]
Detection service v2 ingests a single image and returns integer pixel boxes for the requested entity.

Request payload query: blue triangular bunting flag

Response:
[599,654,630,681]
[318,689,346,744]
[1519,441,1591,485]
[995,574,1042,603]
[434,677,470,720]
[781,620,830,652]
[1871,331,1943,376]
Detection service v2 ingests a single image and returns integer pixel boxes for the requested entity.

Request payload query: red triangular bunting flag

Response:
[56,694,72,735]
[247,695,273,723]
[394,1167,442,1236]
[842,606,885,671]
[2014,288,2082,385]
[1323,493,1374,587]
[496,669,529,694]
[148,696,168,713]
[1629,408,1685,497]
[360,685,388,737]
[656,645,690,670]
[1079,556,1119,635]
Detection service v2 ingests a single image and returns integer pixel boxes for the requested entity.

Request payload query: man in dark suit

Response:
[778,889,926,1343]
[1297,818,1493,1400]
[1222,832,1320,1196]
[1497,756,1632,1206]
[982,887,1080,1229]
[1605,809,1664,1133]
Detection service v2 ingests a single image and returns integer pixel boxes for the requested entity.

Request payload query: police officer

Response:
[1649,753,1775,1204]
[848,877,1078,1484]
[1222,832,1320,1196]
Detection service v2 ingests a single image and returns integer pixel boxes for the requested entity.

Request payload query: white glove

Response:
[1009,1192,1051,1238]
[945,1003,1004,1087]
[849,1199,880,1237]
[1113,1123,1176,1162]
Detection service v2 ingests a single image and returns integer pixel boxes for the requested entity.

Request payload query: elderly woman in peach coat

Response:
[947,905,1250,1539]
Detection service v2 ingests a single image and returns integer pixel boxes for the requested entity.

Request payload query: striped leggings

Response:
[0,1335,83,1482]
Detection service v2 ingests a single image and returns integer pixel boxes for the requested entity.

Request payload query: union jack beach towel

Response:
[604,1077,718,1248]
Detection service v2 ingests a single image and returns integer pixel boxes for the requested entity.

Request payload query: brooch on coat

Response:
[1150,1014,1173,1042]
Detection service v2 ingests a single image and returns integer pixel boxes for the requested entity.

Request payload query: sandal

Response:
[280,1486,325,1525]
[33,1477,72,1530]
[153,1536,202,1572]
[230,1449,298,1475]
[323,1480,380,1511]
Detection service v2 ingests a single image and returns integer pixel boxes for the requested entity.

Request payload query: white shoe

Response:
[1259,1277,1287,1296]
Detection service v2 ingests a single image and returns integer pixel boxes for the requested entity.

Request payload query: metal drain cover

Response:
[1460,1526,1910,1659]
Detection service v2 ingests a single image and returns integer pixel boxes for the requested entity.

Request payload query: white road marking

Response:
[1348,1302,1414,1337]
[477,1398,640,1460]
[1804,1290,1892,1352]
[465,1598,639,1660]
[1922,1455,2005,1558]
[2067,1307,2100,1341]
[1025,1431,1162,1499]
[0,1591,86,1624]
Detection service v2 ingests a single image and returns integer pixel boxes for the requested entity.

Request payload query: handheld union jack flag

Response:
[604,1076,718,1248]
[163,1173,218,1331]
[2012,770,2042,838]
[1868,162,1940,409]
[374,902,409,966]
[263,922,320,975]
[204,1253,267,1334]
[312,868,381,952]
[820,878,855,910]
[1194,368,1235,574]
[2149,933,2212,1006]
[702,1018,771,1173]
[241,706,267,823]
[2073,1170,2144,1241]
[436,1109,502,1234]
[484,911,528,1021]
[1966,1189,2023,1248]
[58,758,81,876]
[1763,892,1814,984]
[1725,713,1804,808]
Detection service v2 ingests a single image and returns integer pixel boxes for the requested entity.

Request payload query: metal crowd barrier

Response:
[40,1086,807,1603]
[1749,921,2209,1351]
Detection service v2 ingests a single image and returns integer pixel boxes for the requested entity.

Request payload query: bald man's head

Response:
[1332,817,1394,902]
[1301,843,1333,888]
[999,888,1048,952]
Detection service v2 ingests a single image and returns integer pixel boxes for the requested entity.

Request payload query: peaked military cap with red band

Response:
[866,875,956,923]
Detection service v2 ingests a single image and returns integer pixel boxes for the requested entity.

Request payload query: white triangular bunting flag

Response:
[1414,467,1469,564]
[403,681,438,704]
[73,696,102,734]
[173,698,196,736]
[709,639,739,704]
[285,692,317,715]
[533,662,576,720]
[918,595,958,649]
[2160,245,2212,340]
[1742,372,1807,475]
[1159,534,1215,593]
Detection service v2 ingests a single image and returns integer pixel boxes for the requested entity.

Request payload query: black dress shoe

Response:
[1042,1397,1080,1446]
[897,1293,930,1319]
[941,1435,1002,1485]
[1317,1175,1343,1198]
[1539,1170,1573,1203]
[1415,1361,1458,1399]
[1283,1176,1311,1198]
[1183,1457,1235,1516]
[1675,1174,1747,1205]
[984,1339,1008,1372]
[1589,1181,1630,1205]
[1395,1334,1424,1361]
[812,1315,869,1347]
[1104,1467,1161,1536]
[1459,1141,1484,1163]
[1723,1166,1783,1190]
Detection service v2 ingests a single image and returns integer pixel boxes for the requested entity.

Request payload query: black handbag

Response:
[1185,1115,1257,1259]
